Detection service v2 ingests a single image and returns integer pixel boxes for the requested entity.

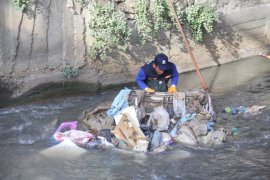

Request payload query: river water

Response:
[0,56,269,180]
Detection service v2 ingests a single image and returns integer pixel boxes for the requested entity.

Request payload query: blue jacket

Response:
[136,62,179,90]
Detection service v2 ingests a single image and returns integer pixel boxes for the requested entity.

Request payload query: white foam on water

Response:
[165,149,191,161]
[40,139,87,158]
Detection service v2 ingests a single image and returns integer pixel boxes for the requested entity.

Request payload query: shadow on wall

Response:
[127,23,173,63]
[201,12,270,91]
[124,12,244,67]
[1,0,44,73]
[18,0,43,19]
[100,24,169,76]
[0,79,15,101]
[0,81,100,108]
[203,13,242,65]
[26,0,56,18]
[5,0,72,73]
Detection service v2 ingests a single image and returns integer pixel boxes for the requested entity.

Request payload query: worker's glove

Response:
[167,85,177,93]
[145,87,155,93]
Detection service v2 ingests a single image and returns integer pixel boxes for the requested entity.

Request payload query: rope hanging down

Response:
[167,0,209,92]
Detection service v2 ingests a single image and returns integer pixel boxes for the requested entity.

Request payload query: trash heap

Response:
[224,105,266,115]
[73,88,227,153]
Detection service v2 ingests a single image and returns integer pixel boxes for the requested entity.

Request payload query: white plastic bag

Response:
[148,106,170,131]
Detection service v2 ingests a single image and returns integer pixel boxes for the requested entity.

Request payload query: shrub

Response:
[186,5,216,42]
[61,67,79,79]
[88,2,131,60]
[11,0,32,12]
[135,0,151,44]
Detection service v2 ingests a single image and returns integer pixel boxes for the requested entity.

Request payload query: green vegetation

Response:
[134,0,151,44]
[85,1,216,59]
[75,0,90,7]
[134,1,216,43]
[186,5,216,42]
[77,1,216,59]
[88,2,131,60]
[12,0,217,61]
[11,0,32,12]
[135,0,175,43]
[61,67,79,79]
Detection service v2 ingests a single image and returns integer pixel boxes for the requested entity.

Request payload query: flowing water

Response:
[0,56,269,180]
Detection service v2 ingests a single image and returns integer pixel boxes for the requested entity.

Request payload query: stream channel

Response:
[0,56,269,180]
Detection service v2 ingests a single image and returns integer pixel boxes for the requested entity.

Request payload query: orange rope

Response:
[167,0,209,92]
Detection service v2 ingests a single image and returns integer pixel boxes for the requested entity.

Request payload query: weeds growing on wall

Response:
[134,1,216,43]
[186,5,216,42]
[10,0,218,61]
[11,0,32,12]
[151,0,174,32]
[88,1,131,60]
[61,67,79,79]
[135,0,176,44]
[134,0,151,44]
[83,1,216,59]
[75,0,90,7]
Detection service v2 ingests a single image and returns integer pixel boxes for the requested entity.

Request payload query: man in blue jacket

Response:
[136,53,179,93]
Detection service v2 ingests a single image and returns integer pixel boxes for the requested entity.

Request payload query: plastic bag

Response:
[147,106,170,131]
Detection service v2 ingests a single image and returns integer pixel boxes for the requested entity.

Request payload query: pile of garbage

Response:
[50,88,225,153]
[224,105,266,115]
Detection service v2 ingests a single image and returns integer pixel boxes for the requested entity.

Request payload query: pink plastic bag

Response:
[54,121,78,133]
[52,121,94,145]
[53,130,94,145]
